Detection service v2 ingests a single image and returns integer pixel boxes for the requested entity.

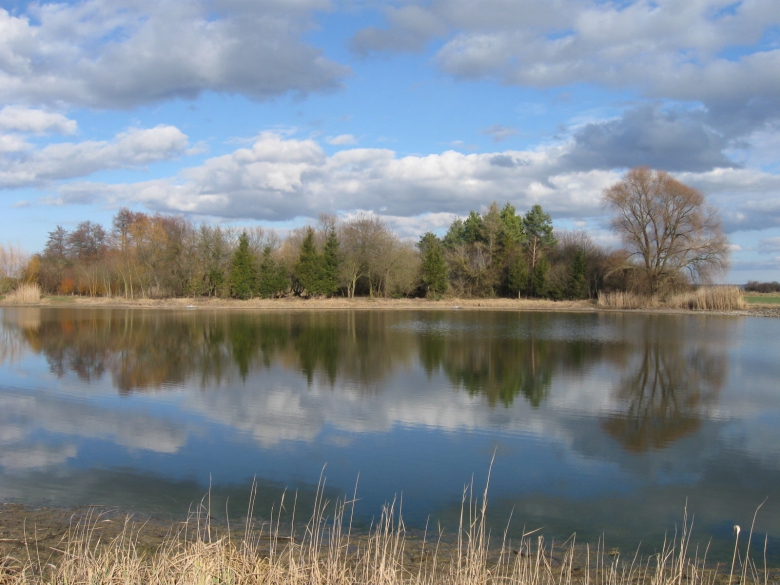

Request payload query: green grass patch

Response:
[745,295,780,305]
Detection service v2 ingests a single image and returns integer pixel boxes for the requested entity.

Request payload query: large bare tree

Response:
[603,167,729,294]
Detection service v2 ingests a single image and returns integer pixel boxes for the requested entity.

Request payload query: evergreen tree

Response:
[257,246,288,298]
[230,232,256,299]
[508,255,529,298]
[294,227,325,296]
[418,232,448,298]
[321,227,341,297]
[568,248,588,299]
[523,205,556,296]
[532,256,550,298]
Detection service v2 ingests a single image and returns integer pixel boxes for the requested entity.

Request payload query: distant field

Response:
[745,295,780,305]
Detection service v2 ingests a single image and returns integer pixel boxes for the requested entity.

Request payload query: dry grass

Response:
[2,284,41,305]
[598,287,744,311]
[666,287,745,311]
[597,291,661,309]
[1,479,773,585]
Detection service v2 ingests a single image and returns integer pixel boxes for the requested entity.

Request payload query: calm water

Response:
[1,307,779,560]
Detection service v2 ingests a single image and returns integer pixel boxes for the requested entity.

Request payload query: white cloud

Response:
[0,0,349,109]
[0,125,190,188]
[41,129,780,235]
[353,0,780,137]
[0,106,77,134]
[326,134,358,145]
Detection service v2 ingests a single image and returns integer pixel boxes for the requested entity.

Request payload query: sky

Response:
[1,0,779,283]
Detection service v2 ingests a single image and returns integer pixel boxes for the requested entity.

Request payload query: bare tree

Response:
[603,167,729,294]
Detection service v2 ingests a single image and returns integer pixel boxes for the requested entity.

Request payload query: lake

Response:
[1,307,778,560]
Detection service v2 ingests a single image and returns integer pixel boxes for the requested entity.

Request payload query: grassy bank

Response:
[1,490,776,585]
[744,293,780,306]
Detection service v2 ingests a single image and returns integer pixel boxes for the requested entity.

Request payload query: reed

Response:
[597,291,661,309]
[665,286,745,311]
[0,483,771,585]
[2,284,41,305]
[597,287,744,311]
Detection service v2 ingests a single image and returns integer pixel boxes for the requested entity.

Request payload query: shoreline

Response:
[2,502,778,573]
[2,295,779,317]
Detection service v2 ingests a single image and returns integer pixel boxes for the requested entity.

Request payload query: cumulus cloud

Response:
[0,125,190,188]
[563,105,735,172]
[41,129,780,234]
[54,131,619,221]
[0,106,77,134]
[0,0,349,109]
[352,0,780,137]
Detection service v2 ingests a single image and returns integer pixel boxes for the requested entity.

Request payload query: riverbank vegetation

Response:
[0,168,737,307]
[1,488,774,585]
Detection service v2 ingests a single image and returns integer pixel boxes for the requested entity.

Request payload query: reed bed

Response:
[2,284,41,305]
[598,287,744,311]
[0,480,773,585]
[597,291,661,309]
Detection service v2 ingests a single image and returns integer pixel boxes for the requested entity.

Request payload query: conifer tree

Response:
[230,232,256,300]
[321,227,341,297]
[294,227,324,296]
[257,246,288,298]
[418,232,448,298]
[568,248,588,299]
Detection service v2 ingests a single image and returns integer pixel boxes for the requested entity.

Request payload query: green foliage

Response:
[230,232,257,300]
[523,205,556,250]
[321,227,341,297]
[258,246,288,298]
[418,232,448,298]
[294,227,340,297]
[508,255,529,297]
[568,248,588,299]
[442,219,466,249]
[499,203,525,248]
[532,256,550,298]
[293,228,322,296]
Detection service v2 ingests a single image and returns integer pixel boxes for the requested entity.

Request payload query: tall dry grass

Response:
[666,286,745,311]
[598,287,744,311]
[0,479,772,585]
[2,284,41,305]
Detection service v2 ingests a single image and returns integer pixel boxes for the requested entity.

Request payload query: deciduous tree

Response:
[603,167,729,294]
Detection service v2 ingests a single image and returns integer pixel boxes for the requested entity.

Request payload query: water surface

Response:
[1,307,778,560]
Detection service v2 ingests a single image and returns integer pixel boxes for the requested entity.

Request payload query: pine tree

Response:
[257,246,288,298]
[568,248,588,299]
[321,227,341,297]
[294,227,325,296]
[508,255,529,298]
[230,232,256,300]
[532,256,550,298]
[418,232,448,298]
[523,205,556,296]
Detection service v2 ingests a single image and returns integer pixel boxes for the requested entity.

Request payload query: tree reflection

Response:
[602,316,728,451]
[1,309,419,393]
[416,313,618,407]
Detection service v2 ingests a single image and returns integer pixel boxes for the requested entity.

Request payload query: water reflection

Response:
[602,316,728,451]
[2,307,778,561]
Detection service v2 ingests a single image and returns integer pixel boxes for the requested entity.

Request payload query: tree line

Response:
[10,203,620,300]
[4,167,731,301]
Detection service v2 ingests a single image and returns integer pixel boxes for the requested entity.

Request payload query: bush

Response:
[744,280,780,293]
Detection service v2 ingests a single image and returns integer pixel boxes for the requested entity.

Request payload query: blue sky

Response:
[1,0,780,282]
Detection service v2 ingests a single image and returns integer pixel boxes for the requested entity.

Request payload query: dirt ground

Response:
[2,295,779,317]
